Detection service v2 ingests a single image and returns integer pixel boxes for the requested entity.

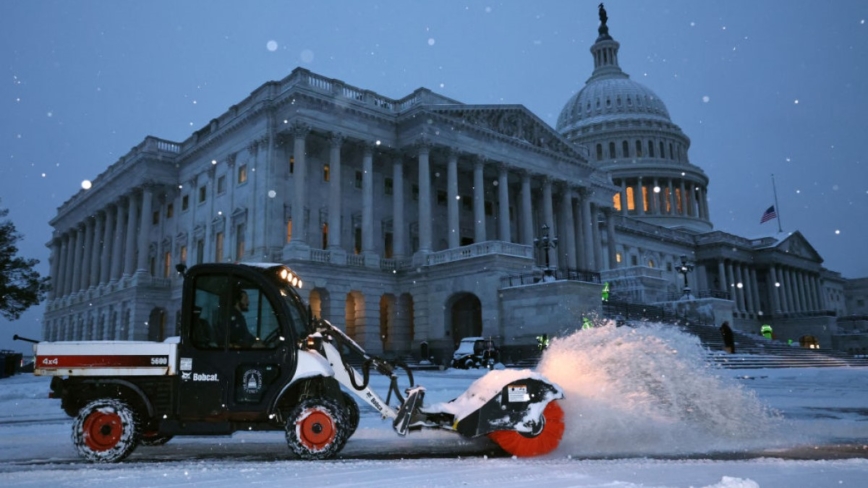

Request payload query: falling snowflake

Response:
[428,38,435,46]
[702,96,710,103]
[266,40,278,52]
[81,180,92,190]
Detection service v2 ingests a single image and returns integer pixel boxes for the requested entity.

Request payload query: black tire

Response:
[341,391,360,439]
[285,397,348,460]
[72,398,140,463]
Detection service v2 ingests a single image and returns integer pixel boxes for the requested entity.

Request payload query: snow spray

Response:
[536,322,781,456]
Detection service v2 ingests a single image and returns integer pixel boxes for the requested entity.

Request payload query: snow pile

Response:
[537,322,782,456]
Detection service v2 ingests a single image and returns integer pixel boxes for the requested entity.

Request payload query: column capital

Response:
[247,139,261,156]
[413,138,433,155]
[290,121,311,138]
[328,131,345,148]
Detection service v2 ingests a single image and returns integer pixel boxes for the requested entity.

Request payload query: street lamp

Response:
[677,254,694,298]
[534,224,558,280]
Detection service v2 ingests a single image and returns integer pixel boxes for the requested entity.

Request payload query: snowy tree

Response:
[0,201,49,320]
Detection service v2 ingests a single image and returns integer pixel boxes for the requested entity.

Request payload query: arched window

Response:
[596,144,603,161]
[659,141,666,159]
[635,140,643,157]
[622,140,629,158]
[608,142,616,159]
[648,140,655,158]
[669,143,674,160]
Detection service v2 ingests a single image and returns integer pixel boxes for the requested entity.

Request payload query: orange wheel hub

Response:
[296,408,336,450]
[82,410,123,452]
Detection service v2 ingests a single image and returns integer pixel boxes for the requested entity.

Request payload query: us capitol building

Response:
[43,8,868,362]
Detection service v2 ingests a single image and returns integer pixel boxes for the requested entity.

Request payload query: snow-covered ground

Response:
[2,324,868,487]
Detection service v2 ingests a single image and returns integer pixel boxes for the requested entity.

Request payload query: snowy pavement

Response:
[2,325,868,487]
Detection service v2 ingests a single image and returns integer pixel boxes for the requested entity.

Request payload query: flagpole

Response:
[771,174,783,233]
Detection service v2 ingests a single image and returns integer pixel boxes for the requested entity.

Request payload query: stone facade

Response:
[43,11,866,360]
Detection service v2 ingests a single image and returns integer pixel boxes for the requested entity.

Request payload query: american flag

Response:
[760,205,777,224]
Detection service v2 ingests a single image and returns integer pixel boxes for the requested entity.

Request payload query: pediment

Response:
[776,231,822,262]
[429,105,586,160]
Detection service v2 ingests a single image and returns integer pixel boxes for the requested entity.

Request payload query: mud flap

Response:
[393,386,425,436]
[454,378,562,438]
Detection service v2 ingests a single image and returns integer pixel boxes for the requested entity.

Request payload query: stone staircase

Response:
[500,321,868,370]
[680,321,868,369]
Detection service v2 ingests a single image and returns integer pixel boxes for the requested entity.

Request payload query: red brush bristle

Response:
[488,401,565,457]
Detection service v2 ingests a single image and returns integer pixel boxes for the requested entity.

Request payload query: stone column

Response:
[620,180,628,216]
[542,178,556,268]
[137,187,153,273]
[750,267,761,314]
[734,264,746,312]
[328,133,343,250]
[79,218,94,290]
[591,204,602,272]
[581,190,594,271]
[361,143,375,256]
[560,186,576,269]
[797,272,808,313]
[605,208,617,269]
[717,260,727,294]
[56,233,70,297]
[110,200,127,281]
[291,123,310,246]
[769,266,781,314]
[637,177,645,216]
[417,143,432,253]
[784,268,795,313]
[520,172,533,245]
[667,179,676,215]
[497,164,510,243]
[123,193,138,277]
[392,156,405,258]
[70,226,84,294]
[726,261,737,304]
[473,157,486,243]
[447,150,459,249]
[88,213,104,288]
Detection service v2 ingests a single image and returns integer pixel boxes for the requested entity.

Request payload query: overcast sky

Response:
[2,1,866,351]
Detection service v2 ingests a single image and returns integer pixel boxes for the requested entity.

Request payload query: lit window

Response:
[323,164,330,182]
[616,252,622,263]
[238,164,248,184]
[286,220,292,243]
[289,156,295,174]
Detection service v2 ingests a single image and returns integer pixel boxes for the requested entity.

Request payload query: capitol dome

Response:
[556,77,672,136]
[557,5,712,233]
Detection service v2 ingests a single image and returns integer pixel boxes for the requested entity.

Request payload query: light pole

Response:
[534,224,558,281]
[677,254,694,298]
